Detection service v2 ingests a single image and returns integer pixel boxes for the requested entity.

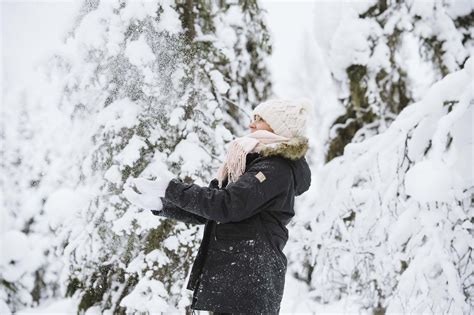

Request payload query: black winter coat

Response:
[151,137,311,314]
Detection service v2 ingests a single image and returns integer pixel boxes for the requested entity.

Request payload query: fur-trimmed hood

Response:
[258,136,309,160]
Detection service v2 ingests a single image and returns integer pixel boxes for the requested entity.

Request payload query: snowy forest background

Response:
[1,0,473,314]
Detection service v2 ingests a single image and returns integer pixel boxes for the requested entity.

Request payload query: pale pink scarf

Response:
[216,130,291,188]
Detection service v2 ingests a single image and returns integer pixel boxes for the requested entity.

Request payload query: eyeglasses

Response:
[253,115,264,123]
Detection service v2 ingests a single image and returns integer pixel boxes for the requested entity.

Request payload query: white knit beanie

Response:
[251,99,310,138]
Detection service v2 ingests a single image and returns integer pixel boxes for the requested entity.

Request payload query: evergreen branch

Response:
[221,96,252,120]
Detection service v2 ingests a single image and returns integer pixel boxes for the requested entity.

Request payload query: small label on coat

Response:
[255,171,266,182]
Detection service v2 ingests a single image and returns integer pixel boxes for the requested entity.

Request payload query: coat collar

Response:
[258,136,309,160]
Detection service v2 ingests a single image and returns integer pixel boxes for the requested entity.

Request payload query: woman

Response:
[124,99,311,314]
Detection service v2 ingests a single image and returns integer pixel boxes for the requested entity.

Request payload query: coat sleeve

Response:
[163,158,291,223]
[150,198,208,225]
[149,179,221,225]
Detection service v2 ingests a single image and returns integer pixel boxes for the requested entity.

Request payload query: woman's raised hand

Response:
[122,170,175,211]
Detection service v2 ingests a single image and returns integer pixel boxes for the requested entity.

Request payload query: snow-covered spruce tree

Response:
[1,0,271,313]
[301,57,473,313]
[320,0,472,162]
[59,1,271,313]
[286,0,473,300]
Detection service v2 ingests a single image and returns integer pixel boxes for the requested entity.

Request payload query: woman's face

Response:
[249,115,274,133]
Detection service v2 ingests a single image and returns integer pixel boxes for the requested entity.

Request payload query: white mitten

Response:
[145,166,175,196]
[123,170,174,211]
[123,183,163,211]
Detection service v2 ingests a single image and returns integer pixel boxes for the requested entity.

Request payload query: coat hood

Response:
[259,136,311,196]
[288,157,311,196]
